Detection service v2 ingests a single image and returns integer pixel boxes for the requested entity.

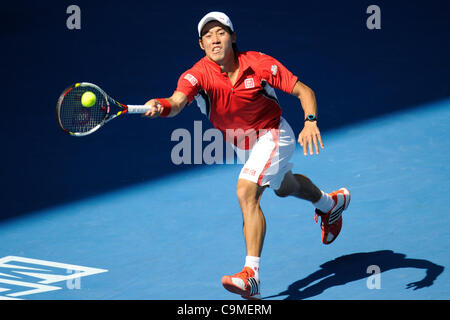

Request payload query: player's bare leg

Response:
[221,179,266,299]
[236,178,267,257]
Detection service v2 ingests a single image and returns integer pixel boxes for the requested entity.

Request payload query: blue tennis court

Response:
[0,1,449,300]
[1,98,448,300]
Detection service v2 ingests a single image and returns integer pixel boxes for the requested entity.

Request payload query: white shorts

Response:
[234,117,296,190]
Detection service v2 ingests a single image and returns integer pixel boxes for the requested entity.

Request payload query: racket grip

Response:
[127,105,151,114]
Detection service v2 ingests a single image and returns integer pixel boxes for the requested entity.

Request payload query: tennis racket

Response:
[56,82,151,136]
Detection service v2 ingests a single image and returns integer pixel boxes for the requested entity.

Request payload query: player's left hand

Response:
[298,121,324,155]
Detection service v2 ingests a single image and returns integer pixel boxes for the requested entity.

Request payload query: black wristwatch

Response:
[304,114,317,122]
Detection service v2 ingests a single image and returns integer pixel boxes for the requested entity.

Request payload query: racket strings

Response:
[58,85,107,134]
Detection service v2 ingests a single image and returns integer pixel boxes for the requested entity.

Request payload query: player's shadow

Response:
[264,250,444,300]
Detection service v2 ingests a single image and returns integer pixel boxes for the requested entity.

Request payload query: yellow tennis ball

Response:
[81,91,97,107]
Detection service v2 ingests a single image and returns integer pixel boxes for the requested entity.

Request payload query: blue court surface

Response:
[1,1,449,301]
[0,99,449,300]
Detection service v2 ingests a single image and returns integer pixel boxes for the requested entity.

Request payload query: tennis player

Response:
[143,11,351,300]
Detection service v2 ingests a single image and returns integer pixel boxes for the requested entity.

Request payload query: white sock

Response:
[245,256,260,281]
[313,190,335,213]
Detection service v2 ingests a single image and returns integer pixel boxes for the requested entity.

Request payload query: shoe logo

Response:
[247,277,259,296]
[329,206,344,224]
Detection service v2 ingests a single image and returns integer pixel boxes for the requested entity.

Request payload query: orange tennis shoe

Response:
[314,188,351,244]
[222,267,261,300]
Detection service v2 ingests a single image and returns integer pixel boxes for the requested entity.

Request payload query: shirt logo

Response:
[271,65,278,76]
[244,78,255,89]
[184,73,198,86]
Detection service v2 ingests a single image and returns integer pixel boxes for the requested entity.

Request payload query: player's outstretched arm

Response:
[291,81,324,156]
[143,91,188,118]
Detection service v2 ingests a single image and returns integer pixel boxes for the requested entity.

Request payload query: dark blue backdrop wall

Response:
[1,0,449,220]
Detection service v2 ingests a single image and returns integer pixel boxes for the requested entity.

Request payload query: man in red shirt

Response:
[144,12,350,300]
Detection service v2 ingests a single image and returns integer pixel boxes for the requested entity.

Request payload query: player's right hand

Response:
[143,99,163,118]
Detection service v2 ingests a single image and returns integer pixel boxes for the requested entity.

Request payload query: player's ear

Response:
[231,32,237,43]
[199,38,205,51]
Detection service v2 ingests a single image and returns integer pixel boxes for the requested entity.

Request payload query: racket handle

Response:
[127,105,151,114]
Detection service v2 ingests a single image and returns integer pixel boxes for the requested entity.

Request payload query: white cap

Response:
[197,11,234,37]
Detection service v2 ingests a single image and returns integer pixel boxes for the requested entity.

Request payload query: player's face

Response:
[199,21,236,65]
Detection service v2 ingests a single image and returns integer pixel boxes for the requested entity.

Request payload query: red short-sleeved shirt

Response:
[175,51,298,148]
